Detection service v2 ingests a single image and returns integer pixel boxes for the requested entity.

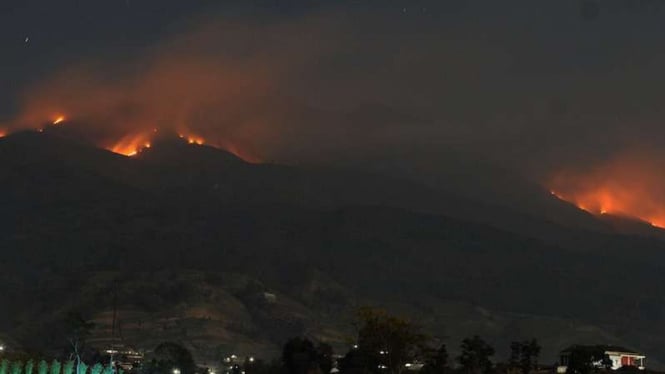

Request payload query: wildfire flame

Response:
[52,116,66,125]
[549,154,665,229]
[1,112,259,162]
[104,126,260,162]
[188,137,204,145]
[109,131,154,157]
[177,130,205,145]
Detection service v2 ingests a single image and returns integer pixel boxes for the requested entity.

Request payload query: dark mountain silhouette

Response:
[596,213,665,239]
[2,131,665,366]
[334,146,609,233]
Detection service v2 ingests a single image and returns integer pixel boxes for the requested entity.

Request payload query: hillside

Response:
[2,131,665,367]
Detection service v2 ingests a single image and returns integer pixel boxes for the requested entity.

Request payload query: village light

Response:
[0,345,4,351]
[249,357,255,363]
[173,369,180,374]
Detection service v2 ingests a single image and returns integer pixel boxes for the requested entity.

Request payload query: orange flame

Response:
[178,130,205,145]
[550,154,665,229]
[52,115,66,125]
[188,136,204,145]
[109,131,154,157]
[177,128,260,162]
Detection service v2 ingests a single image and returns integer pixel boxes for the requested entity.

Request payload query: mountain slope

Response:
[133,136,623,246]
[335,147,610,233]
[2,132,665,367]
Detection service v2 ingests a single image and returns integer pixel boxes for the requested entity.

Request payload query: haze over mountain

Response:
[2,130,665,367]
[5,1,665,231]
[4,1,665,371]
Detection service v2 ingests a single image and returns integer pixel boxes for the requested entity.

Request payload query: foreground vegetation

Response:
[2,307,650,374]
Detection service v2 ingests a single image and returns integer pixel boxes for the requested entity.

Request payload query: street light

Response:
[173,369,180,374]
[0,345,5,352]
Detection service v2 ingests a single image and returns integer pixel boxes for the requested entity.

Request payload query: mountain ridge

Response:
[2,130,665,367]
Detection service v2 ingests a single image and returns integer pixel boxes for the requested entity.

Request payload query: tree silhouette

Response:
[457,336,494,374]
[64,313,94,374]
[89,364,103,374]
[281,337,330,374]
[49,360,61,374]
[25,360,35,374]
[316,343,334,374]
[10,361,22,374]
[508,339,540,374]
[338,346,372,374]
[62,361,74,374]
[243,358,280,374]
[565,346,611,374]
[145,342,197,374]
[37,360,48,374]
[340,307,426,374]
[421,344,449,374]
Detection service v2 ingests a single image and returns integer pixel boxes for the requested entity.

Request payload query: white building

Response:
[558,345,645,372]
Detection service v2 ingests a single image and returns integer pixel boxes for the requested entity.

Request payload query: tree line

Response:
[0,360,119,374]
[5,308,640,374]
[236,307,542,374]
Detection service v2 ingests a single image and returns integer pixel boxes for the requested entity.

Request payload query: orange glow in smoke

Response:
[186,134,205,145]
[52,115,66,125]
[176,128,205,145]
[218,140,261,163]
[0,129,6,138]
[549,155,665,228]
[109,131,154,157]
[176,129,259,162]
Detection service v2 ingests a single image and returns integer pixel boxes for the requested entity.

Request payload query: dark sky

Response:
[3,0,665,189]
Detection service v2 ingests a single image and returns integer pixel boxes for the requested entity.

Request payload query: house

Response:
[105,345,144,371]
[263,292,277,303]
[557,345,645,372]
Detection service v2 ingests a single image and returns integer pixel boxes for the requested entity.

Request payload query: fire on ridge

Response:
[4,114,257,161]
[549,156,665,229]
[181,133,205,145]
[109,128,208,157]
[52,115,66,125]
[550,189,665,229]
[106,129,260,162]
[109,131,154,157]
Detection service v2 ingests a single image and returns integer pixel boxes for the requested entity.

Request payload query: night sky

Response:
[3,0,665,219]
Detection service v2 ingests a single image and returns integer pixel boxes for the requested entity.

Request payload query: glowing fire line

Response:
[52,116,65,125]
[3,115,258,163]
[109,132,154,157]
[550,188,665,229]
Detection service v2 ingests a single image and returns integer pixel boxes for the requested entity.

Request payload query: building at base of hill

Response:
[557,345,645,373]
